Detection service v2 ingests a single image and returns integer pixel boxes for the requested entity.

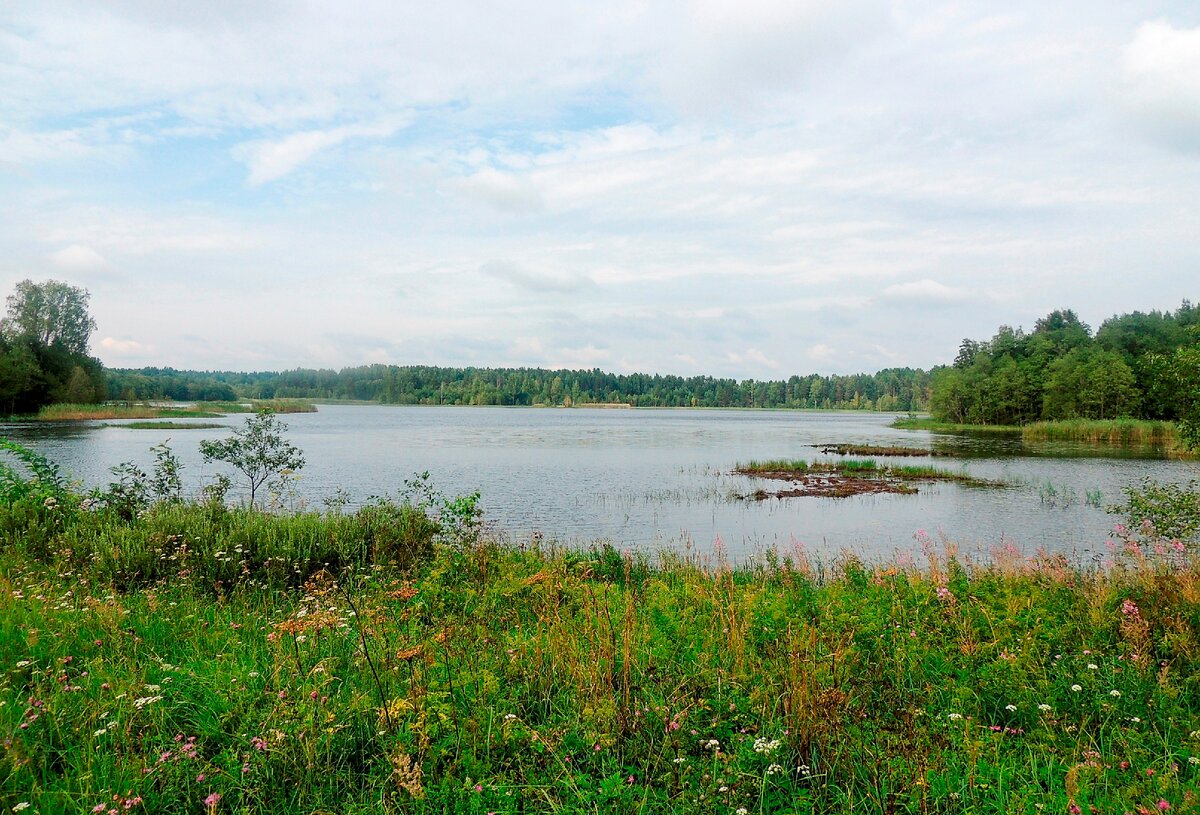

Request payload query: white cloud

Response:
[1120,20,1200,152]
[480,260,594,294]
[49,244,110,273]
[234,120,406,185]
[98,336,155,356]
[881,279,973,304]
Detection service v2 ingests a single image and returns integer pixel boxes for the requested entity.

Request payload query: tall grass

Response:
[1021,418,1176,445]
[1,505,1197,813]
[1,449,1198,813]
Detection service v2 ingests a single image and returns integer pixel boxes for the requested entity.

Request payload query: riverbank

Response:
[23,399,318,422]
[2,484,1198,814]
[893,416,1187,451]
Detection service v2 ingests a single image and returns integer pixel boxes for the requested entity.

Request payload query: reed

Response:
[1020,418,1176,445]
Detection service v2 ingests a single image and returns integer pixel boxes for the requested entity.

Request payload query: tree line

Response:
[929,302,1200,432]
[107,364,932,411]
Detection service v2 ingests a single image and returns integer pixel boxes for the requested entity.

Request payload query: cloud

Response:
[451,168,544,213]
[98,336,155,357]
[480,260,595,294]
[1119,20,1200,153]
[880,279,973,305]
[233,119,406,185]
[49,244,110,273]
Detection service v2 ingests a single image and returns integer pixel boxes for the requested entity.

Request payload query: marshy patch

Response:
[733,458,1004,500]
[812,443,961,457]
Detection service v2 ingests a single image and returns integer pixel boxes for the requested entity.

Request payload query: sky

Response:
[1,1,1198,378]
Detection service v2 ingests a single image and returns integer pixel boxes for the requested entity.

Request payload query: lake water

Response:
[2,405,1194,563]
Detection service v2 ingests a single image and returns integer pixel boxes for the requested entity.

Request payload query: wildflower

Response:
[1038,704,1051,712]
[203,793,221,810]
[1088,663,1098,670]
[133,695,163,708]
[1110,690,1121,697]
[1005,704,1017,712]
[1070,684,1082,692]
[766,763,784,775]
[13,804,31,812]
[1189,757,1199,766]
[1158,801,1170,812]
[947,713,962,721]
[737,809,749,815]
[93,806,106,813]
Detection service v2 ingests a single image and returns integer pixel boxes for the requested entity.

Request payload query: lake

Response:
[2,405,1191,562]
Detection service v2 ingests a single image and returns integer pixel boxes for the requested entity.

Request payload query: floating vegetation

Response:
[733,458,1002,499]
[814,443,960,457]
[112,421,227,430]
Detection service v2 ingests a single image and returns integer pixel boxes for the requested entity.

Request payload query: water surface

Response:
[3,405,1192,562]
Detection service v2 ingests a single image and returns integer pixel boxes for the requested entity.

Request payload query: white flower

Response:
[16,660,32,668]
[1070,684,1082,692]
[1109,690,1121,697]
[1189,756,1199,765]
[13,803,31,812]
[1087,663,1098,670]
[753,737,781,755]
[1129,716,1141,723]
[1005,704,1017,712]
[93,728,107,737]
[673,757,686,764]
[947,713,962,721]
[1038,704,1052,712]
[133,695,163,708]
[143,684,161,692]
[737,809,749,815]
[766,763,784,775]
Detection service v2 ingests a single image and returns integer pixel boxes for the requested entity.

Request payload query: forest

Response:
[105,364,931,411]
[928,303,1200,439]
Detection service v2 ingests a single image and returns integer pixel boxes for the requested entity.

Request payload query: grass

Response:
[736,459,810,473]
[33,400,317,422]
[1,492,1198,814]
[736,459,998,487]
[111,421,227,430]
[890,416,1022,434]
[815,444,959,457]
[893,417,1185,453]
[1021,419,1176,446]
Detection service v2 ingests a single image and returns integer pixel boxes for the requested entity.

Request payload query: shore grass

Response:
[815,443,959,457]
[35,403,226,421]
[33,400,317,422]
[111,421,228,430]
[1021,419,1176,446]
[1,490,1198,814]
[891,416,1022,434]
[893,416,1183,451]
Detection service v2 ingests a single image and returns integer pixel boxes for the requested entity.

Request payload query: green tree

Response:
[2,279,97,354]
[200,412,305,507]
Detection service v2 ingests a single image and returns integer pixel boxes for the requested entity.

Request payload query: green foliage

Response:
[1,278,96,354]
[108,364,934,411]
[0,279,105,414]
[0,437,70,504]
[1115,478,1200,543]
[929,301,1197,428]
[200,412,305,507]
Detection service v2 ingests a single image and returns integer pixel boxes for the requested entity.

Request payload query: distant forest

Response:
[929,301,1199,426]
[106,365,932,411]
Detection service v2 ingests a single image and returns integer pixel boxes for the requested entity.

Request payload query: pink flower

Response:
[474,784,483,793]
[1069,803,1082,815]
[1157,801,1170,812]
[203,792,221,809]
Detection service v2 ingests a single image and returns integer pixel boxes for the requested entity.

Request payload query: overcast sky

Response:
[2,1,1198,377]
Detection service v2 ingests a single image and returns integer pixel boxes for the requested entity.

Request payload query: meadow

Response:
[1,445,1199,814]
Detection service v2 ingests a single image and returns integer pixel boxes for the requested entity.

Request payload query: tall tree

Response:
[2,279,97,354]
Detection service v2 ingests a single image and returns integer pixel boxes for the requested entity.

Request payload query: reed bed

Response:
[1021,419,1176,446]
